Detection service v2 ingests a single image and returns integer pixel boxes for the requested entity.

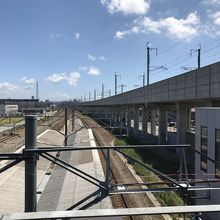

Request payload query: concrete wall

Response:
[82,62,220,106]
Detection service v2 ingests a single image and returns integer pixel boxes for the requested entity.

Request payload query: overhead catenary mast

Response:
[36,81,39,100]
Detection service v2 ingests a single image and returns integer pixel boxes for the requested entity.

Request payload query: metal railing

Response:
[1,115,220,219]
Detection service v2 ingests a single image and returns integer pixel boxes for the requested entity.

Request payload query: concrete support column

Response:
[176,103,188,144]
[111,110,115,124]
[116,109,120,123]
[105,108,108,118]
[142,108,149,134]
[113,109,117,122]
[133,106,139,135]
[127,108,131,128]
[110,108,113,119]
[120,107,125,127]
[158,108,167,144]
[151,109,157,135]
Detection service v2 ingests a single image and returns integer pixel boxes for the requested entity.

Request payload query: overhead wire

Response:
[151,41,220,81]
[102,0,219,94]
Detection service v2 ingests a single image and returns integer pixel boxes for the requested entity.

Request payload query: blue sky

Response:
[0,0,220,101]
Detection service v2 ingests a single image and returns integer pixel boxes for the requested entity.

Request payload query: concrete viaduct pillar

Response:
[176,103,188,145]
[114,108,118,124]
[120,107,126,126]
[127,107,131,128]
[142,107,149,134]
[133,106,139,135]
[151,109,157,135]
[158,108,167,144]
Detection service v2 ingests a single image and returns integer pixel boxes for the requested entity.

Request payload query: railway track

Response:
[78,114,137,220]
[0,111,67,153]
[79,116,169,220]
[0,134,12,143]
[77,113,169,220]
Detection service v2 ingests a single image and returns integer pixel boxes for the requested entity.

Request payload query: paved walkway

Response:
[37,119,112,211]
[0,129,64,213]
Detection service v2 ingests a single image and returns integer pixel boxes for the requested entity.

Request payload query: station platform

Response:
[37,119,112,211]
[0,128,64,213]
[0,118,122,220]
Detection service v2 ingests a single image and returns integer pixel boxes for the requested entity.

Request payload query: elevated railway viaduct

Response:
[66,61,220,147]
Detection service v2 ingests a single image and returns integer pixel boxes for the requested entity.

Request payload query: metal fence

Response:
[1,115,220,219]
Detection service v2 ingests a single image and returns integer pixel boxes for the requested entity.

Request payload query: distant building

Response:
[0,99,48,115]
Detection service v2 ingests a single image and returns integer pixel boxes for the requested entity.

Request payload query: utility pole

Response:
[114,72,121,95]
[101,83,104,99]
[94,89,96,101]
[147,42,158,85]
[36,81,39,100]
[64,108,68,146]
[190,44,201,69]
[72,109,75,131]
[119,84,126,93]
[84,95,86,102]
[108,89,111,97]
[139,73,145,87]
[89,92,91,101]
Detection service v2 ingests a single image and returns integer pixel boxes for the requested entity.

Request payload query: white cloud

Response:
[46,72,80,86]
[210,11,220,25]
[88,66,101,75]
[46,73,66,84]
[20,77,36,89]
[99,56,106,61]
[65,72,80,86]
[0,82,17,93]
[115,11,200,41]
[115,31,127,39]
[114,26,140,39]
[101,0,150,15]
[75,32,80,39]
[78,66,88,71]
[49,33,65,39]
[203,0,220,4]
[87,54,97,61]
